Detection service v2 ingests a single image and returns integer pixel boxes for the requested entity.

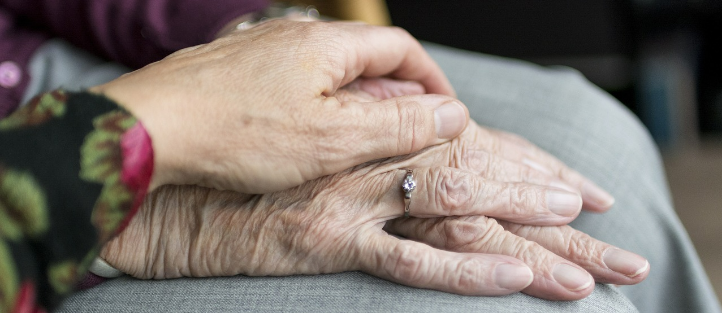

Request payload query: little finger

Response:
[498,221,650,285]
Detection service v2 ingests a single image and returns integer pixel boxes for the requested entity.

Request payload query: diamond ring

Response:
[401,169,416,217]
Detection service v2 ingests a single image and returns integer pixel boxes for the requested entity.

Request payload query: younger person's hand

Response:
[92,20,464,194]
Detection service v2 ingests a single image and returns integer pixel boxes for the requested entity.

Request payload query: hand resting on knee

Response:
[101,82,648,301]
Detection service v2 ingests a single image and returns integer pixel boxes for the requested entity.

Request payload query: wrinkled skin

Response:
[102,86,649,301]
[92,20,469,194]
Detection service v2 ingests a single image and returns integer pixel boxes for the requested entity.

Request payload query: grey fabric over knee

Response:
[22,39,712,312]
[422,42,722,313]
[58,273,636,313]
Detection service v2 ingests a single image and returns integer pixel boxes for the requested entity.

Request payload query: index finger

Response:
[329,21,455,96]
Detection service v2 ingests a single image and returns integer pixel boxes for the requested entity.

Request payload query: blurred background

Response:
[299,0,722,303]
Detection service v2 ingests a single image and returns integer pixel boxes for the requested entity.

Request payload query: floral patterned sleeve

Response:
[0,90,153,313]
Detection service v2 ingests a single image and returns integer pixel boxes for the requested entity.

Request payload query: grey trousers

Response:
[26,40,719,312]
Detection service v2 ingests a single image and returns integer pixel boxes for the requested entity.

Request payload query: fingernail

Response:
[553,263,593,291]
[546,190,582,216]
[603,248,649,277]
[582,181,615,208]
[434,101,466,139]
[495,263,534,290]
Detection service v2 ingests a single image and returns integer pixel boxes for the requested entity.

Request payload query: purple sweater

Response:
[0,0,269,118]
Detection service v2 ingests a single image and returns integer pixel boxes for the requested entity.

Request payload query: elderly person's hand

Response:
[91,20,466,194]
[385,216,649,300]
[100,82,648,301]
[100,163,644,301]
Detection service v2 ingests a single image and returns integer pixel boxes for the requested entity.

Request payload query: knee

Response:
[553,67,653,143]
[537,66,664,178]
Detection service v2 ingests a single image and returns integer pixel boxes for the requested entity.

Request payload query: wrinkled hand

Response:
[91,20,466,193]
[347,82,649,299]
[376,121,650,300]
[385,216,649,301]
[102,143,645,301]
[101,162,578,297]
[344,82,647,299]
[102,84,647,301]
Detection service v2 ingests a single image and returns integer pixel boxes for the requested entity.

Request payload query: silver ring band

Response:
[401,169,416,217]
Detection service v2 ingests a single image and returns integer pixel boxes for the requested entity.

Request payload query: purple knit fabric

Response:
[0,0,269,118]
[0,7,47,118]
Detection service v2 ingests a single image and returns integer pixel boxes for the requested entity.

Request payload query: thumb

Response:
[340,94,468,159]
[312,94,468,183]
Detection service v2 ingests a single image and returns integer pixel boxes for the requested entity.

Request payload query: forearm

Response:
[0,90,153,312]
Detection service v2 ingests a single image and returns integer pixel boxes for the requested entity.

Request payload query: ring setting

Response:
[402,169,416,217]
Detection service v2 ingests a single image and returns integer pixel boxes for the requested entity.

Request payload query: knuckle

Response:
[431,169,474,215]
[479,221,560,271]
[452,258,487,291]
[508,184,541,216]
[387,242,426,282]
[476,218,508,247]
[512,239,549,266]
[440,217,492,250]
[453,145,492,175]
[565,229,602,264]
[466,217,532,257]
[497,224,562,268]
[395,99,429,154]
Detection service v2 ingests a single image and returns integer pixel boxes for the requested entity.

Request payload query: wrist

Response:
[100,185,205,279]
[88,84,168,191]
